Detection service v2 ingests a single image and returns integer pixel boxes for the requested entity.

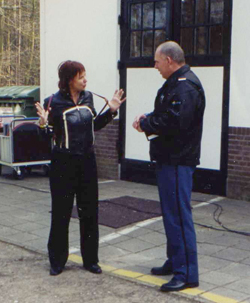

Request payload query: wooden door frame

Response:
[118,0,233,196]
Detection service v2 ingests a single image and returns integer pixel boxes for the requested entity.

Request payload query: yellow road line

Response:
[181,288,204,296]
[69,254,239,303]
[113,269,143,278]
[68,254,82,263]
[68,254,117,272]
[99,264,117,272]
[137,275,168,286]
[201,292,239,303]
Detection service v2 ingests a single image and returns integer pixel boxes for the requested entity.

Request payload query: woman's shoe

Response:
[50,267,63,276]
[84,264,102,274]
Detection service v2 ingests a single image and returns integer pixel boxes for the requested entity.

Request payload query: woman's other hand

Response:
[35,102,50,126]
[108,89,126,113]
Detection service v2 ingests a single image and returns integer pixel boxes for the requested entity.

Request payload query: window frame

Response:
[129,0,172,59]
[120,0,232,68]
[120,0,172,68]
[179,0,230,66]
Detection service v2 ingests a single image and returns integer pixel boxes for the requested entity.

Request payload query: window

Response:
[121,0,229,66]
[129,0,171,58]
[180,0,224,56]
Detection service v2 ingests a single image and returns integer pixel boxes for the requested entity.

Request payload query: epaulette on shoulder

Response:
[178,77,187,81]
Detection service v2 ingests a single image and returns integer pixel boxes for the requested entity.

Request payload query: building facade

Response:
[40,0,250,200]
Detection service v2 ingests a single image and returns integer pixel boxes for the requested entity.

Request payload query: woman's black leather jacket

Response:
[44,90,116,155]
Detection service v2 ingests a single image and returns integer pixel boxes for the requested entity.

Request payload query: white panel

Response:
[192,67,223,170]
[40,0,120,111]
[126,68,165,161]
[229,0,250,127]
[126,67,223,170]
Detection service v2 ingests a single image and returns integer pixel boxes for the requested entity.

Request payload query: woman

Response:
[36,60,125,276]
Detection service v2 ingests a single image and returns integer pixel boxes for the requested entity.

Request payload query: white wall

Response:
[40,0,120,113]
[125,68,164,161]
[193,67,223,170]
[125,67,224,170]
[229,0,250,127]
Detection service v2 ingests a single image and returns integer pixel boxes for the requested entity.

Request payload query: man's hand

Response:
[132,114,146,132]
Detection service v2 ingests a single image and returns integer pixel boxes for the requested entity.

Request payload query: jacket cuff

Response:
[140,118,149,133]
[109,109,118,119]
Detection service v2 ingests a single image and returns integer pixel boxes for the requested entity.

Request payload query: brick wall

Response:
[227,127,250,200]
[95,123,250,199]
[94,119,120,180]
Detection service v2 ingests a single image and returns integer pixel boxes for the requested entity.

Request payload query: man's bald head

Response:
[157,41,185,65]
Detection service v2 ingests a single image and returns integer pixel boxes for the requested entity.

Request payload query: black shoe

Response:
[50,267,63,276]
[84,264,102,274]
[160,278,199,292]
[151,264,173,276]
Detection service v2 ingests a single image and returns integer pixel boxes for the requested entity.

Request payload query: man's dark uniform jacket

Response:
[140,64,205,166]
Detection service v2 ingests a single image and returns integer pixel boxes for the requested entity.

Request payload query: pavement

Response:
[1,166,250,303]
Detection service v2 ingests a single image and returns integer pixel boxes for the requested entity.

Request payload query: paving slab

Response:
[131,246,166,260]
[211,247,250,262]
[124,227,152,238]
[137,231,166,245]
[11,222,48,232]
[107,235,132,245]
[29,226,51,238]
[113,238,156,253]
[242,257,250,265]
[233,238,250,251]
[225,279,250,295]
[0,226,20,237]
[99,245,130,259]
[0,215,28,227]
[199,270,240,286]
[198,255,233,271]
[197,242,225,256]
[219,263,250,278]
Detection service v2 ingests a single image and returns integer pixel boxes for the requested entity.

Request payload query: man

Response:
[133,41,205,292]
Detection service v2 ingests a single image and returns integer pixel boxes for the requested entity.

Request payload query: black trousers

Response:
[48,150,99,270]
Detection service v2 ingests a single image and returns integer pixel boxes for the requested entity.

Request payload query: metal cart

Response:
[0,116,52,179]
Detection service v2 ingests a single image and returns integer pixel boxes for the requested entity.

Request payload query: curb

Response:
[68,254,239,303]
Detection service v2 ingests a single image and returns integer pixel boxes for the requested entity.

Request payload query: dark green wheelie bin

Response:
[0,86,39,129]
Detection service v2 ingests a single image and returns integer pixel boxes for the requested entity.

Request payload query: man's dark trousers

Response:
[156,163,198,284]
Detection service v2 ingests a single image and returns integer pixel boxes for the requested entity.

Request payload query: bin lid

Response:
[0,86,40,101]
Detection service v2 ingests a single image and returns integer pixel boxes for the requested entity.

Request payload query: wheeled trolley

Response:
[0,117,52,179]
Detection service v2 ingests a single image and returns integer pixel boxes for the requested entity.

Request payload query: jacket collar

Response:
[55,90,86,104]
[158,64,190,95]
[166,64,190,86]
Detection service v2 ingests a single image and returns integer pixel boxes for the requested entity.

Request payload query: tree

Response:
[0,0,40,86]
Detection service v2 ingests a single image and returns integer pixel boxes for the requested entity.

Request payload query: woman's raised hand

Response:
[35,102,50,126]
[108,89,126,113]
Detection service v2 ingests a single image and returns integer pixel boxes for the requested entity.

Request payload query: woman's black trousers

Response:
[48,150,99,270]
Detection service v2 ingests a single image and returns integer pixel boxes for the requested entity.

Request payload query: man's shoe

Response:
[151,264,173,276]
[160,278,199,292]
[50,267,63,276]
[84,264,102,274]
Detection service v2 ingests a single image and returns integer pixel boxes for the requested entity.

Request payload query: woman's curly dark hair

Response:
[58,60,85,94]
